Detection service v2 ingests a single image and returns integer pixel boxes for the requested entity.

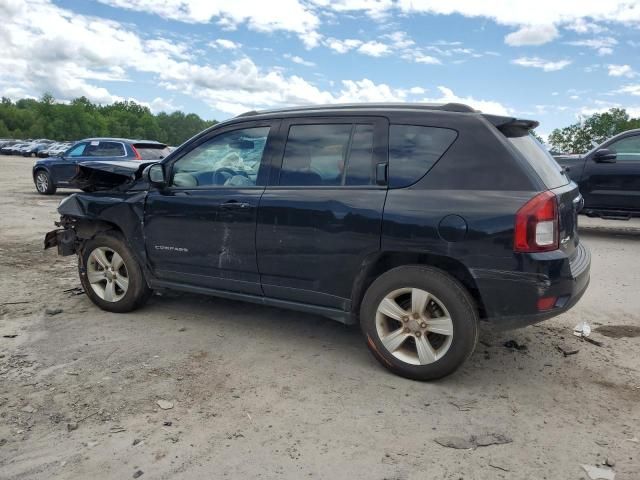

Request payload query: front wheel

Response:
[360,266,478,381]
[79,233,152,313]
[34,170,56,194]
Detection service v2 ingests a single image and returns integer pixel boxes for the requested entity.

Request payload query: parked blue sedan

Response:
[32,138,171,194]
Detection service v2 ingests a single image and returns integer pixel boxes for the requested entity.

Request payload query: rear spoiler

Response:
[483,114,539,137]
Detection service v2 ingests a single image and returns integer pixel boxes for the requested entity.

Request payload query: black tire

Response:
[34,169,56,194]
[79,233,152,313]
[360,265,478,381]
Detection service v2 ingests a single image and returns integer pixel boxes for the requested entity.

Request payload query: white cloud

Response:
[608,64,637,78]
[357,41,391,57]
[567,37,617,55]
[382,31,415,49]
[284,54,316,67]
[421,86,511,116]
[504,25,558,46]
[617,84,640,96]
[335,79,410,102]
[98,0,322,47]
[325,37,363,53]
[512,57,572,72]
[210,39,241,50]
[566,18,607,34]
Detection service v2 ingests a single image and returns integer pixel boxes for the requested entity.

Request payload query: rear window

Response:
[388,125,457,188]
[508,134,568,189]
[135,145,172,160]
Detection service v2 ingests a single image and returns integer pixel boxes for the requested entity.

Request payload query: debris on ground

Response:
[45,308,63,316]
[488,462,510,472]
[110,426,126,433]
[62,287,85,296]
[67,423,78,432]
[581,464,615,480]
[132,438,142,446]
[450,399,477,411]
[604,458,615,467]
[556,345,579,357]
[503,340,527,351]
[163,421,172,426]
[133,470,144,478]
[574,321,592,338]
[20,405,36,413]
[583,337,604,347]
[2,334,18,338]
[156,399,174,410]
[434,433,512,450]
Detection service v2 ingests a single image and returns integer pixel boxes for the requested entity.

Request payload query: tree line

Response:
[548,107,640,154]
[0,94,217,146]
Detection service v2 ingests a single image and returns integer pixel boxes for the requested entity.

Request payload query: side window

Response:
[279,123,375,186]
[171,126,270,188]
[85,141,126,157]
[389,125,457,188]
[608,136,640,161]
[67,143,87,157]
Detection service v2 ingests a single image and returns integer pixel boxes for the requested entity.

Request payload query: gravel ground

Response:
[1,155,639,479]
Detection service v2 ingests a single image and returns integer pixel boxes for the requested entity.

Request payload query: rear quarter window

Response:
[388,125,457,188]
[135,146,172,160]
[508,134,568,189]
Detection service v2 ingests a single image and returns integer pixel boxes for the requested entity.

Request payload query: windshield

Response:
[508,134,569,189]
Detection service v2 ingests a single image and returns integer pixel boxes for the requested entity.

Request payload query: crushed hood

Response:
[72,160,154,191]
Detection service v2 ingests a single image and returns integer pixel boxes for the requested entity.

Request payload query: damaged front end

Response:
[44,217,78,256]
[71,160,154,191]
[44,161,152,264]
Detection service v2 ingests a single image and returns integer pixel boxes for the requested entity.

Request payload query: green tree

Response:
[548,108,638,154]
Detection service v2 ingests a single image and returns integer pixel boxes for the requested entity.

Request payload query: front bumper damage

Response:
[44,220,77,256]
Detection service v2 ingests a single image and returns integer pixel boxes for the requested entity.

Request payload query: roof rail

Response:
[234,102,477,118]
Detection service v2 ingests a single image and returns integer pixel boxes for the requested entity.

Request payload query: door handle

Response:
[221,200,251,209]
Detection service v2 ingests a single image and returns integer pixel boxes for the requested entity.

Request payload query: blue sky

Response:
[1,0,640,138]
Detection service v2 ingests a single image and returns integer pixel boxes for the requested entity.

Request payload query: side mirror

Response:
[143,163,166,188]
[593,148,617,163]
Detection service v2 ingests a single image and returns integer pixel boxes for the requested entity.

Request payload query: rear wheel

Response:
[79,233,152,313]
[360,266,478,381]
[34,170,56,194]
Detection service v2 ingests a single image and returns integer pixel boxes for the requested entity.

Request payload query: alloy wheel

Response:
[36,172,48,193]
[86,247,129,302]
[375,287,454,365]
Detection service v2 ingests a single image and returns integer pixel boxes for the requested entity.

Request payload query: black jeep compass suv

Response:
[45,103,590,380]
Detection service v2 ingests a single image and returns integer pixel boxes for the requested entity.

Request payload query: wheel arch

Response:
[351,251,485,320]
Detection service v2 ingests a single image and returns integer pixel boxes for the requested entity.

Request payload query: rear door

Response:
[256,116,388,310]
[582,133,640,211]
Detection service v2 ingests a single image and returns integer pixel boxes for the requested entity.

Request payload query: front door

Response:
[52,142,88,185]
[144,121,278,295]
[256,117,388,310]
[583,133,640,211]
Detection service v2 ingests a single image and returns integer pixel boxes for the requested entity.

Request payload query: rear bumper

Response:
[472,243,591,330]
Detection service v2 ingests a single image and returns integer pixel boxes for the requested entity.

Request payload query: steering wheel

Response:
[213,167,248,185]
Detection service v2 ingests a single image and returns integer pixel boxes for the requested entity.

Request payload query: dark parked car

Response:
[44,103,590,380]
[22,141,54,157]
[554,129,640,219]
[32,138,171,194]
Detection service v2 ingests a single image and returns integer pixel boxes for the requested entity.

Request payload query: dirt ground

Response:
[1,155,639,480]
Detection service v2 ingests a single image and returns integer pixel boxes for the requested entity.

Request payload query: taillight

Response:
[131,145,142,160]
[514,191,559,253]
